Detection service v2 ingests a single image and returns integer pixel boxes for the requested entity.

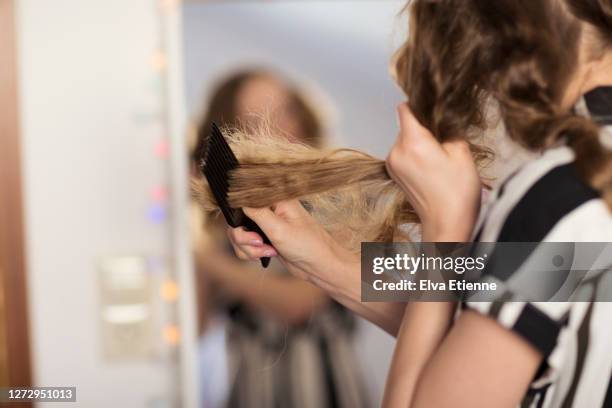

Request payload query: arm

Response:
[195,246,328,325]
[316,252,406,336]
[225,103,480,337]
[382,226,472,407]
[410,310,541,408]
[228,225,406,336]
[382,103,482,406]
[382,301,455,407]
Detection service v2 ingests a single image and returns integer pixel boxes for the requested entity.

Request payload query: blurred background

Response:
[0,0,409,407]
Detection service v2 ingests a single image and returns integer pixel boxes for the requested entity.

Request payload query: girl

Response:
[225,0,612,407]
[191,69,367,408]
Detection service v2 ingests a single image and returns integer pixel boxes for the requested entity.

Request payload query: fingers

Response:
[395,103,441,154]
[271,200,309,220]
[232,245,251,262]
[389,103,442,174]
[442,138,472,156]
[441,139,475,166]
[227,226,265,246]
[227,202,307,262]
[396,102,412,131]
[237,244,277,261]
[396,103,431,139]
[243,206,276,225]
[227,226,277,261]
[243,206,284,240]
[396,103,475,164]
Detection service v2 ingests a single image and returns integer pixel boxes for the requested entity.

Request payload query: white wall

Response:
[17,1,195,407]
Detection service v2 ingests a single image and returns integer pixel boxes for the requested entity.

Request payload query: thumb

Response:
[244,206,283,241]
[397,103,427,135]
[441,138,472,159]
[397,103,439,147]
[272,199,309,220]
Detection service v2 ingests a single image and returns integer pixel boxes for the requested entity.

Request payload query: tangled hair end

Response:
[192,125,417,251]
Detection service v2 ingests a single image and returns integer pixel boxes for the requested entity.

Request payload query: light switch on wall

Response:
[98,256,155,360]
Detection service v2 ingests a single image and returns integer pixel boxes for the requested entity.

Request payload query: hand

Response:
[226,200,358,292]
[386,103,481,241]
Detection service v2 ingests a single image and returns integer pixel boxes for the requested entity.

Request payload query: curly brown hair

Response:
[396,0,612,205]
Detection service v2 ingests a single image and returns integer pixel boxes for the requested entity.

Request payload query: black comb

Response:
[201,123,271,268]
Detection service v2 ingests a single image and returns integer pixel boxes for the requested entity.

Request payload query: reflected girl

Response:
[191,69,368,408]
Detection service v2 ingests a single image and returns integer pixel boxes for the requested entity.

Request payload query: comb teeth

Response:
[201,123,272,268]
[201,124,243,227]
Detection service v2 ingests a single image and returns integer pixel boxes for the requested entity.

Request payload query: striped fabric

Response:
[225,301,368,408]
[464,87,612,408]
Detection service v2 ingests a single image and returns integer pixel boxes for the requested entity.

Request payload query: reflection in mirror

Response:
[183,1,405,407]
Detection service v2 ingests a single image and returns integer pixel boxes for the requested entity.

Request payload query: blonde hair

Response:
[192,125,416,252]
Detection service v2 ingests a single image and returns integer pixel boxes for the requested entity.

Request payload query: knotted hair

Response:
[194,0,612,251]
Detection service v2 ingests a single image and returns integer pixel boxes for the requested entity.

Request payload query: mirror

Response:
[182,1,405,407]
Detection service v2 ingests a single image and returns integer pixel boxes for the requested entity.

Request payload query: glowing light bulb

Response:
[155,138,170,159]
[159,0,179,14]
[147,203,167,223]
[160,279,179,302]
[150,50,167,72]
[163,325,180,345]
[151,185,169,202]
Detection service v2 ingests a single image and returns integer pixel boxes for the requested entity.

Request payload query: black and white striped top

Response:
[464,87,612,408]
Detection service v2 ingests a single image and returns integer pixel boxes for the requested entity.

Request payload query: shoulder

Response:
[477,146,611,242]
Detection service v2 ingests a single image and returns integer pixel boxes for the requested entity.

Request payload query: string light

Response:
[147,203,167,223]
[160,279,179,302]
[163,325,181,345]
[151,185,169,202]
[159,0,179,15]
[150,49,168,72]
[154,138,170,159]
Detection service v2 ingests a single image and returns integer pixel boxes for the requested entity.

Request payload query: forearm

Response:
[303,211,473,338]
[198,252,327,324]
[380,222,471,406]
[310,252,406,337]
[382,301,455,407]
[332,286,406,337]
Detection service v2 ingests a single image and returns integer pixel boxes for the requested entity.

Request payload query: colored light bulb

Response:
[147,203,167,223]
